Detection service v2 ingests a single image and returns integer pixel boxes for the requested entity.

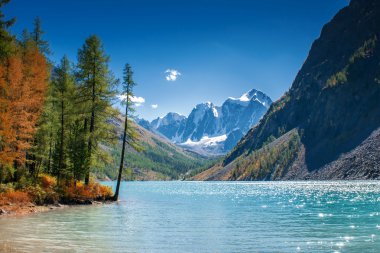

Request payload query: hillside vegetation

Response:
[94,116,210,181]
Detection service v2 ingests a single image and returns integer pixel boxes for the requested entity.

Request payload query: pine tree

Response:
[0,0,15,60]
[114,64,142,201]
[20,29,31,48]
[76,35,118,184]
[51,56,75,181]
[31,17,50,56]
[30,84,58,176]
[67,119,87,184]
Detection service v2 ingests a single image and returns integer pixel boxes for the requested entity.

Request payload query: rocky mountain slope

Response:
[140,89,272,155]
[194,0,380,180]
[95,115,209,180]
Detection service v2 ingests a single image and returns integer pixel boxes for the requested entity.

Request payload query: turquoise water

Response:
[0,181,380,252]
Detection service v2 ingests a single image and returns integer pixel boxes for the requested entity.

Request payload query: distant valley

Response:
[95,115,212,181]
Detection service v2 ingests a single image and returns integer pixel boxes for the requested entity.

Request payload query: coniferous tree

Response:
[76,35,118,184]
[22,18,53,178]
[0,0,15,182]
[0,0,15,60]
[31,17,50,56]
[20,29,31,48]
[0,35,49,181]
[51,56,75,181]
[67,119,87,184]
[30,83,58,176]
[114,64,142,201]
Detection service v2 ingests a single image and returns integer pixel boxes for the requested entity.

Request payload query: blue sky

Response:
[5,0,349,120]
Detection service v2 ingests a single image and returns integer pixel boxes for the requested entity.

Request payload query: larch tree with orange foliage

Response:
[0,0,16,182]
[0,36,49,181]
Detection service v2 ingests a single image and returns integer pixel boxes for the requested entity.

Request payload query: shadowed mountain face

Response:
[195,0,380,180]
[139,89,272,156]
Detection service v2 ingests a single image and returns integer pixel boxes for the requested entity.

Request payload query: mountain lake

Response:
[0,181,380,252]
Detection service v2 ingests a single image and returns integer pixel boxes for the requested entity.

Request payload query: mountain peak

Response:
[165,112,186,120]
[138,87,272,155]
[246,89,273,108]
[227,88,272,108]
[195,101,214,109]
[239,89,261,102]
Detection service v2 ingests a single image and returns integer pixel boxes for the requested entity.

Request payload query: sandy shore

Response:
[0,201,109,217]
[0,202,69,217]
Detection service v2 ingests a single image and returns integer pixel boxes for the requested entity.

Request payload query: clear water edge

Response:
[0,181,379,253]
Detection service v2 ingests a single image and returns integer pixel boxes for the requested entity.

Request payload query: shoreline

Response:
[0,200,111,218]
[0,179,115,218]
[0,202,67,217]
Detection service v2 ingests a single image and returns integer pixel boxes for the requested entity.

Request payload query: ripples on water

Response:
[0,181,380,252]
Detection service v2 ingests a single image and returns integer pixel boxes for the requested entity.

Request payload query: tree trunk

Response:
[85,110,94,185]
[85,62,96,185]
[47,125,53,174]
[114,103,128,201]
[58,94,64,183]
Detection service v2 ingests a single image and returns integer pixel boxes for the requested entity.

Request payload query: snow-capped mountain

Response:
[150,112,186,141]
[139,89,272,155]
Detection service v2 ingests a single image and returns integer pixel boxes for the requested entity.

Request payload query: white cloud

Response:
[130,96,145,104]
[117,94,127,102]
[117,94,145,107]
[151,104,158,109]
[165,69,181,81]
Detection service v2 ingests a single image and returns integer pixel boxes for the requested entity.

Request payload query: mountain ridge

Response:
[138,88,272,155]
[194,0,380,180]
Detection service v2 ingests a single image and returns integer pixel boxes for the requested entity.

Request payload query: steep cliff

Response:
[195,0,380,180]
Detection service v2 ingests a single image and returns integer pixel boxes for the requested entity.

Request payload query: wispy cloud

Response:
[165,69,181,81]
[151,104,158,109]
[117,94,145,107]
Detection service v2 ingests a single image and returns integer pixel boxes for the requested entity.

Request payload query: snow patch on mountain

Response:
[179,135,227,156]
[182,134,227,147]
[239,92,250,102]
[138,88,272,156]
[212,107,219,117]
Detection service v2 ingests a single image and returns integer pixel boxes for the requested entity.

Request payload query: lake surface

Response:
[1,181,380,252]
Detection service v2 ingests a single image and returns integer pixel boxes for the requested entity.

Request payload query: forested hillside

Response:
[95,116,210,180]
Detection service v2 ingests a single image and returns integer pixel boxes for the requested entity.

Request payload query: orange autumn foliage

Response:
[0,60,15,165]
[0,46,49,166]
[63,181,113,201]
[38,173,57,189]
[0,190,31,206]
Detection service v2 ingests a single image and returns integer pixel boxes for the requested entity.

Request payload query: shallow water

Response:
[1,181,380,252]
